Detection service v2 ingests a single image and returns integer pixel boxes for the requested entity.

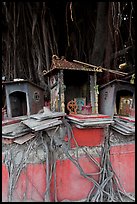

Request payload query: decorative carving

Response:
[33,91,40,102]
[67,99,78,114]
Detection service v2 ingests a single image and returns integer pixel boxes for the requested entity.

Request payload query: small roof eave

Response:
[43,66,102,76]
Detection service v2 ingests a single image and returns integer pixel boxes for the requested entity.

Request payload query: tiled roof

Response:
[43,55,100,75]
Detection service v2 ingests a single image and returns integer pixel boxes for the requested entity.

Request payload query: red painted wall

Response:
[65,126,104,147]
[51,156,100,201]
[2,143,135,202]
[2,164,9,201]
[110,144,135,193]
[2,162,46,202]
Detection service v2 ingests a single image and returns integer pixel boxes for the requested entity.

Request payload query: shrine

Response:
[43,56,102,114]
[2,80,44,118]
[99,79,135,117]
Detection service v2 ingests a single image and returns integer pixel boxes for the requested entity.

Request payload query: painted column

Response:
[94,72,99,114]
[89,74,95,113]
[49,74,59,112]
[58,70,65,112]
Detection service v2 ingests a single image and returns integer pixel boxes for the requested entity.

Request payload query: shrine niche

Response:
[99,79,135,117]
[2,80,44,118]
[43,56,102,114]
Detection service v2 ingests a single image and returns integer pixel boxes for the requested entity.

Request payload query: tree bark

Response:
[91,2,108,66]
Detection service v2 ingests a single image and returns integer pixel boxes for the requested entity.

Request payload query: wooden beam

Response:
[73,60,128,76]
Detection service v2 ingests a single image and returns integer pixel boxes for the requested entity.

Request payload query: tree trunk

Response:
[91,2,108,66]
[103,2,114,68]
